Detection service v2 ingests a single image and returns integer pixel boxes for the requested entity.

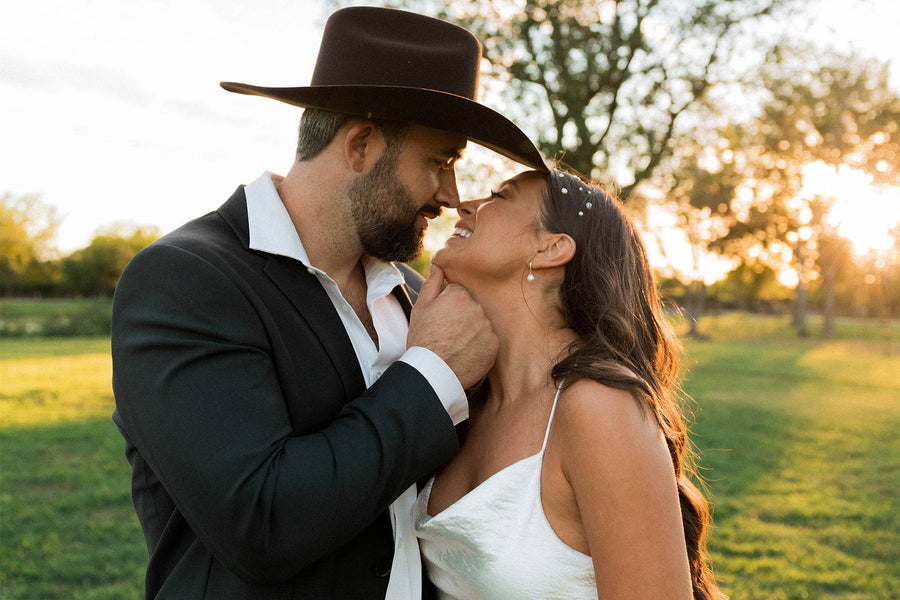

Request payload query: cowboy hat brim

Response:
[220,81,548,172]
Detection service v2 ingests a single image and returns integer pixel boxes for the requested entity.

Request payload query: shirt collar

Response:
[246,171,310,264]
[245,171,405,296]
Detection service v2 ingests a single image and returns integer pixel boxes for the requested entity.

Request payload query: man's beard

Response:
[347,147,436,263]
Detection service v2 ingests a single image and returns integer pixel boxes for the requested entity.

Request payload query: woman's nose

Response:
[457,197,486,216]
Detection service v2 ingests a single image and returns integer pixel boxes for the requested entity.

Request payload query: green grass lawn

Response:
[1,313,897,598]
[681,313,899,599]
[1,337,146,598]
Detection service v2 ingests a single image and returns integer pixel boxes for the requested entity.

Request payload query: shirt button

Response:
[306,267,316,275]
[373,561,391,577]
[375,371,383,380]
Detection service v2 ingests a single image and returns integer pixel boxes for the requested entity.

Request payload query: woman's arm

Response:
[558,379,694,599]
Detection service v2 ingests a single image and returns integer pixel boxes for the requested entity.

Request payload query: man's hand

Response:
[407,265,498,389]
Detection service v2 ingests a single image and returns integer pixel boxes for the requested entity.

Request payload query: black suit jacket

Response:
[111,186,459,599]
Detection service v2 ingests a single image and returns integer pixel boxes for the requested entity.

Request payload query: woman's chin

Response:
[431,247,449,269]
[430,251,458,283]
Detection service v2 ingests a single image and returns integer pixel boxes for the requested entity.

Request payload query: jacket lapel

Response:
[265,256,367,397]
[217,187,366,400]
[392,262,423,320]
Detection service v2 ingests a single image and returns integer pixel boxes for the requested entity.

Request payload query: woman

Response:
[413,168,725,599]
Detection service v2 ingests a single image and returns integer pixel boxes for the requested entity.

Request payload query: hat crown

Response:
[310,7,481,100]
[219,7,546,171]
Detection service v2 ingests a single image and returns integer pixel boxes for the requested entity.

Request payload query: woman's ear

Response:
[343,120,378,173]
[533,233,576,268]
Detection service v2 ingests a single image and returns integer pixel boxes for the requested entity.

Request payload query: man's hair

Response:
[296,108,411,162]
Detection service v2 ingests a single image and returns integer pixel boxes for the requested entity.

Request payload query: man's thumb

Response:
[417,264,445,304]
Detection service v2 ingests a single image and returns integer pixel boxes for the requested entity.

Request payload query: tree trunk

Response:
[794,278,809,337]
[684,280,706,338]
[792,242,810,337]
[822,262,836,337]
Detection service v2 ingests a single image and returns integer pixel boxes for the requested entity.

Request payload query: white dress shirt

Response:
[244,171,467,599]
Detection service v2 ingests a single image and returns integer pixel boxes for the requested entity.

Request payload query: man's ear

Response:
[533,233,576,269]
[343,120,379,173]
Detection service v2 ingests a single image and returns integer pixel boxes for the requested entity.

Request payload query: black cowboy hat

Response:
[220,6,547,171]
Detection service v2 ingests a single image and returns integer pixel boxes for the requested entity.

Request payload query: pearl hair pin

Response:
[580,188,594,216]
[557,171,593,216]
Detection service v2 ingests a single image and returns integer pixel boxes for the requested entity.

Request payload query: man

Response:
[111,6,546,600]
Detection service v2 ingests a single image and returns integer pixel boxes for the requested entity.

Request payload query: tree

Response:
[411,0,800,199]
[711,259,786,312]
[814,217,854,336]
[714,47,900,334]
[61,224,160,296]
[644,141,740,336]
[0,193,61,296]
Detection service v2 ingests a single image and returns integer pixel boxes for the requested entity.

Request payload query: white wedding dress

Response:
[413,387,598,599]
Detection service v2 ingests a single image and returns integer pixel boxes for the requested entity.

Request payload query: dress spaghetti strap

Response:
[540,384,564,452]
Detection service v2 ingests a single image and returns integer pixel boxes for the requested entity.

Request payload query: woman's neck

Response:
[476,286,578,407]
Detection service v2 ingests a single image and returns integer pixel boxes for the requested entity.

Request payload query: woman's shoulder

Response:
[556,378,655,432]
[552,377,665,465]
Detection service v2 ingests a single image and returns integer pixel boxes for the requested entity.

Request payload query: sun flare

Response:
[801,162,900,255]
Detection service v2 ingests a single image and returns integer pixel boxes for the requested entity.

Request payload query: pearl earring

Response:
[526,261,535,282]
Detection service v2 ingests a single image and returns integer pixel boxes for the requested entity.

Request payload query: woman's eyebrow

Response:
[499,180,520,193]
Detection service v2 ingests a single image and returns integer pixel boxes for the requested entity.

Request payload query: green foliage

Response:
[759,45,900,186]
[0,193,62,296]
[406,255,431,278]
[672,47,900,332]
[713,48,900,255]
[429,0,799,196]
[61,225,160,297]
[0,298,113,337]
[0,211,160,298]
[708,260,791,311]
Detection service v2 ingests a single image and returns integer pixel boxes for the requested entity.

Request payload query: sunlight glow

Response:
[778,268,800,288]
[801,162,900,254]
[642,205,738,285]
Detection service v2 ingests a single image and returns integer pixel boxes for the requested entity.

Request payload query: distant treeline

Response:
[0,298,112,337]
[2,194,898,341]
[1,199,160,299]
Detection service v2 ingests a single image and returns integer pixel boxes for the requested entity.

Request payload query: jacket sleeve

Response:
[111,241,459,583]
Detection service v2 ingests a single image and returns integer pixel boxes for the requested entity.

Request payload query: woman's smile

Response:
[450,224,473,239]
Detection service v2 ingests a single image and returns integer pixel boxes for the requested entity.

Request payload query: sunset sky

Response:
[2,0,898,258]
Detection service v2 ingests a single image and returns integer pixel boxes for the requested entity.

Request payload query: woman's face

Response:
[432,170,547,286]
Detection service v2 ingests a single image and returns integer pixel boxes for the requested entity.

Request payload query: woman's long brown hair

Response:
[541,169,726,599]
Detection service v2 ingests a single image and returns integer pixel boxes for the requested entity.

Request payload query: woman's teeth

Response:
[452,227,471,238]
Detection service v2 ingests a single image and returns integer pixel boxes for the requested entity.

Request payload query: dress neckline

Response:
[424,384,564,520]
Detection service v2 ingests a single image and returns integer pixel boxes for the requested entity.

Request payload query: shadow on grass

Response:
[683,337,815,505]
[683,332,900,598]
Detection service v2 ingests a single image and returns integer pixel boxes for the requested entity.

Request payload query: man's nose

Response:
[435,167,460,209]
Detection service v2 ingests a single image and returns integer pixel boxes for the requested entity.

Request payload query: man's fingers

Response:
[417,264,445,304]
